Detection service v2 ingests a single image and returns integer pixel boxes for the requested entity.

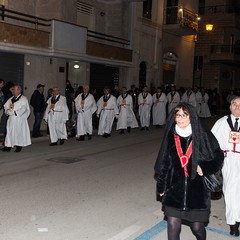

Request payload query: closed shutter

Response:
[0,52,24,87]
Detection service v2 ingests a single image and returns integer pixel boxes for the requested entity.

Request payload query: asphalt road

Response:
[0,117,233,240]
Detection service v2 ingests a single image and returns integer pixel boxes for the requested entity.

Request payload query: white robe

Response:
[44,96,69,143]
[212,115,240,224]
[166,91,180,114]
[4,95,31,147]
[116,94,138,130]
[199,93,211,118]
[138,93,153,128]
[97,95,119,135]
[152,92,167,125]
[195,91,202,116]
[74,93,97,136]
[181,91,197,107]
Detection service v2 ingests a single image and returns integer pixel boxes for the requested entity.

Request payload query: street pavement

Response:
[0,115,236,240]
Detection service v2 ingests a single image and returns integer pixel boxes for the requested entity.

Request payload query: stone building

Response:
[0,0,198,127]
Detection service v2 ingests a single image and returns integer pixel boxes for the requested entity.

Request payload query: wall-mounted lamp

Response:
[74,64,80,69]
[206,23,213,31]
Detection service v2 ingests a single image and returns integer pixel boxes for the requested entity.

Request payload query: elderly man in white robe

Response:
[166,85,180,114]
[138,85,153,131]
[1,85,31,152]
[44,87,69,146]
[212,96,240,237]
[97,87,119,138]
[152,87,167,128]
[116,87,138,134]
[74,85,97,141]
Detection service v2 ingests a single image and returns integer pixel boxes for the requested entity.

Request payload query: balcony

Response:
[163,6,198,36]
[210,44,240,66]
[0,5,132,64]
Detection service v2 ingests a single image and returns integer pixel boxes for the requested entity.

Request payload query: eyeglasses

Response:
[231,102,240,109]
[175,113,189,119]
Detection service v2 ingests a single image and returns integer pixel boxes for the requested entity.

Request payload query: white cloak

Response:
[199,93,211,118]
[195,91,202,116]
[138,93,153,128]
[4,95,31,147]
[181,91,197,107]
[152,92,167,125]
[44,96,69,143]
[74,93,97,136]
[212,115,240,224]
[116,94,138,130]
[166,91,180,114]
[97,95,119,135]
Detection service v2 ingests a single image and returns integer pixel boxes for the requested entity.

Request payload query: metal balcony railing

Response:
[164,6,198,31]
[0,5,130,49]
[0,4,51,29]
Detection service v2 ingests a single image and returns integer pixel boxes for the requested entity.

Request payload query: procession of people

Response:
[1,79,240,238]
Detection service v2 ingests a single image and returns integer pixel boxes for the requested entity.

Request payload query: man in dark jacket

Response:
[30,84,46,137]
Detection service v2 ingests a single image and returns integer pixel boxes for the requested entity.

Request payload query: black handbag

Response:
[203,170,223,192]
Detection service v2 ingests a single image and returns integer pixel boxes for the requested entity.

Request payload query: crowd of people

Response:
[0,80,221,152]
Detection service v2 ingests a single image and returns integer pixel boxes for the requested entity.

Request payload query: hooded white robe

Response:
[212,115,240,225]
[181,91,197,107]
[4,95,31,147]
[116,94,138,130]
[74,93,97,136]
[138,93,153,128]
[195,91,202,116]
[199,93,211,118]
[97,95,119,135]
[152,92,167,125]
[44,95,69,143]
[166,91,180,114]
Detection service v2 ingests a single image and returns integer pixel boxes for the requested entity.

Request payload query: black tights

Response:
[167,216,206,240]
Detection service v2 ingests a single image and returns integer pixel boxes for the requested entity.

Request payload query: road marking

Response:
[108,225,142,240]
[134,221,167,240]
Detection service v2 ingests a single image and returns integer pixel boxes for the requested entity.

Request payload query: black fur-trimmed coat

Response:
[156,130,224,211]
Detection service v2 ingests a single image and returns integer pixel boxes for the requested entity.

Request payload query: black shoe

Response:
[14,146,22,152]
[103,133,108,138]
[140,127,145,131]
[230,223,240,236]
[119,130,124,134]
[60,139,65,145]
[1,147,11,152]
[156,125,162,128]
[87,134,92,140]
[77,135,85,141]
[127,127,131,133]
[145,127,149,131]
[49,142,58,146]
[107,133,111,137]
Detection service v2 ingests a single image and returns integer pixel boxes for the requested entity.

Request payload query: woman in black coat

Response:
[154,103,224,240]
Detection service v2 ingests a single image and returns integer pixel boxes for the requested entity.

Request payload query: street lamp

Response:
[205,23,213,31]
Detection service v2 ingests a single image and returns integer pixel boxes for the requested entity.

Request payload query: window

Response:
[198,0,205,16]
[143,0,152,20]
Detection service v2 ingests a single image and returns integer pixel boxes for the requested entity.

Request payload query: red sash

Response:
[174,134,193,177]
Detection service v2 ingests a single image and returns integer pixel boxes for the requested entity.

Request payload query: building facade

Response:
[194,0,240,100]
[0,0,199,127]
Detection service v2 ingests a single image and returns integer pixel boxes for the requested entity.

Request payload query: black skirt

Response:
[164,206,210,222]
